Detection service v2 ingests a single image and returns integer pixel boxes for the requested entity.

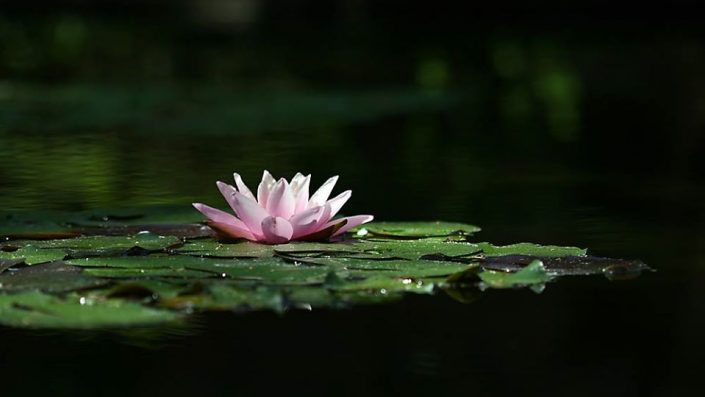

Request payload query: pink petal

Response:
[257,170,276,208]
[233,172,256,201]
[290,205,325,238]
[266,178,296,219]
[309,175,338,208]
[192,203,248,230]
[261,216,294,244]
[207,221,256,241]
[231,191,269,236]
[331,215,374,237]
[325,190,351,219]
[311,203,333,233]
[216,181,239,213]
[295,218,347,241]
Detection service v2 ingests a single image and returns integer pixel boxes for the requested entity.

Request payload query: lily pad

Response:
[354,221,481,239]
[1,234,183,265]
[480,254,649,277]
[0,245,68,265]
[0,261,108,293]
[0,215,648,329]
[478,260,552,292]
[0,291,182,329]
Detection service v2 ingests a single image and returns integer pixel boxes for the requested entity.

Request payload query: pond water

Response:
[1,5,704,396]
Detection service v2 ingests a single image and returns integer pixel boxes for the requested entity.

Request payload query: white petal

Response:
[309,175,338,208]
[233,172,256,201]
[266,178,296,219]
[290,172,306,193]
[257,170,276,208]
[331,215,374,236]
[325,190,351,219]
[293,174,311,213]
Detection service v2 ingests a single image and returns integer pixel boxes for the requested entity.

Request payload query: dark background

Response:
[0,1,704,396]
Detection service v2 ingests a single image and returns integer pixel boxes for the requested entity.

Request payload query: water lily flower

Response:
[193,171,374,244]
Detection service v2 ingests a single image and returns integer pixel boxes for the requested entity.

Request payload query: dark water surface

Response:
[1,4,705,396]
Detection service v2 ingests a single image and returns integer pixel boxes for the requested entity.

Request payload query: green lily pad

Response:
[175,240,277,258]
[478,260,552,292]
[0,291,182,329]
[353,221,481,239]
[331,276,436,294]
[278,239,482,261]
[0,215,647,330]
[477,242,587,257]
[0,261,108,293]
[67,255,334,285]
[1,234,183,265]
[0,245,68,265]
[480,254,649,277]
[82,267,217,279]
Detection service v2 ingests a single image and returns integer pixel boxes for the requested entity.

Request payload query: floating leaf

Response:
[331,276,436,294]
[481,254,649,277]
[477,242,587,257]
[0,261,108,293]
[478,260,552,292]
[0,259,23,274]
[0,244,68,265]
[1,234,183,265]
[0,216,647,329]
[354,221,481,239]
[0,291,182,329]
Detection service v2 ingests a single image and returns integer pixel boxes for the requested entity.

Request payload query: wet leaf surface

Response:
[0,210,648,329]
[0,291,182,329]
[353,221,481,238]
[479,260,552,292]
[0,261,109,293]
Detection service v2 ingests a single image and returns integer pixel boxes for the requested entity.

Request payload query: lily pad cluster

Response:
[0,209,649,329]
